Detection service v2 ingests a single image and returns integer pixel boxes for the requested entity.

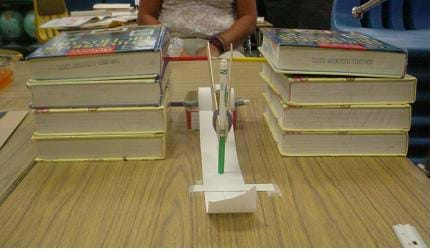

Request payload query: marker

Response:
[218,59,229,174]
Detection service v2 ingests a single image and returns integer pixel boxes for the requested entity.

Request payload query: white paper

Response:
[40,16,98,29]
[190,184,277,193]
[198,87,256,213]
[393,224,427,248]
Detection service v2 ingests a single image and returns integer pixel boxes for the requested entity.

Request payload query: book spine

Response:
[155,26,168,51]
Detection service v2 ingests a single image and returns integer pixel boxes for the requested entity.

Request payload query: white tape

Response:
[190,184,278,193]
[393,224,427,248]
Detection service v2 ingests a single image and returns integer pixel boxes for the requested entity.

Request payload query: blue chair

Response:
[331,0,430,166]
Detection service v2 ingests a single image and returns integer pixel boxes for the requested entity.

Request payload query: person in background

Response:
[138,0,257,57]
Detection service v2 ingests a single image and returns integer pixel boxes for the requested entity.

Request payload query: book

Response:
[27,64,170,108]
[79,18,125,30]
[70,10,112,17]
[263,107,408,156]
[259,28,407,78]
[27,25,170,80]
[73,11,137,29]
[0,111,28,149]
[34,89,169,134]
[40,16,104,30]
[260,62,416,105]
[33,131,166,161]
[264,85,411,131]
[93,3,134,11]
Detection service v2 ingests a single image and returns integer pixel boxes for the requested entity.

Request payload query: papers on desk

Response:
[80,16,137,30]
[40,16,101,29]
[42,3,137,30]
[40,11,137,30]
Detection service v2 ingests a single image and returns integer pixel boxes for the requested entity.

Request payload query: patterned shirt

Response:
[159,0,235,38]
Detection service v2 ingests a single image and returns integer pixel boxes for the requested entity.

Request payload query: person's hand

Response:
[196,44,221,57]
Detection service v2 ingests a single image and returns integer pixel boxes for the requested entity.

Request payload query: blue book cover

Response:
[261,28,405,53]
[28,25,169,60]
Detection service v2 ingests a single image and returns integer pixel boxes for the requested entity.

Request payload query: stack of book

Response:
[259,28,416,156]
[27,25,171,161]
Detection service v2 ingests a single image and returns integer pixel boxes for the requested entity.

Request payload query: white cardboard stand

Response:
[194,87,277,213]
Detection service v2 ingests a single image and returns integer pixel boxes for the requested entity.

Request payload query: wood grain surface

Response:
[0,62,32,110]
[0,61,428,247]
[0,62,37,204]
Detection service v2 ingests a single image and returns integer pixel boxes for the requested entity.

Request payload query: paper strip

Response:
[198,87,257,213]
[393,224,427,248]
[190,184,278,193]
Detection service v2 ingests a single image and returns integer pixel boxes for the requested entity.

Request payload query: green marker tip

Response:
[218,136,226,174]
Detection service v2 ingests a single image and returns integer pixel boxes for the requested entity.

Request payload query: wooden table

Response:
[0,61,429,247]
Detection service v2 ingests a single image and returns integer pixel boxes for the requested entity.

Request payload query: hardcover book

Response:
[264,85,411,131]
[34,89,170,134]
[259,28,407,78]
[27,25,170,79]
[28,63,171,108]
[263,107,408,156]
[260,62,416,105]
[33,131,166,161]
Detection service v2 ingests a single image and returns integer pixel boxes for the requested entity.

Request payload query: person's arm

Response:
[138,0,162,25]
[197,0,257,56]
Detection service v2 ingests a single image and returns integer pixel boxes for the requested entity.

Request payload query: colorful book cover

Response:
[28,25,169,59]
[261,28,405,53]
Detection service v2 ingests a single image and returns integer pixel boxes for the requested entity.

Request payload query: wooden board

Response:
[0,61,428,247]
